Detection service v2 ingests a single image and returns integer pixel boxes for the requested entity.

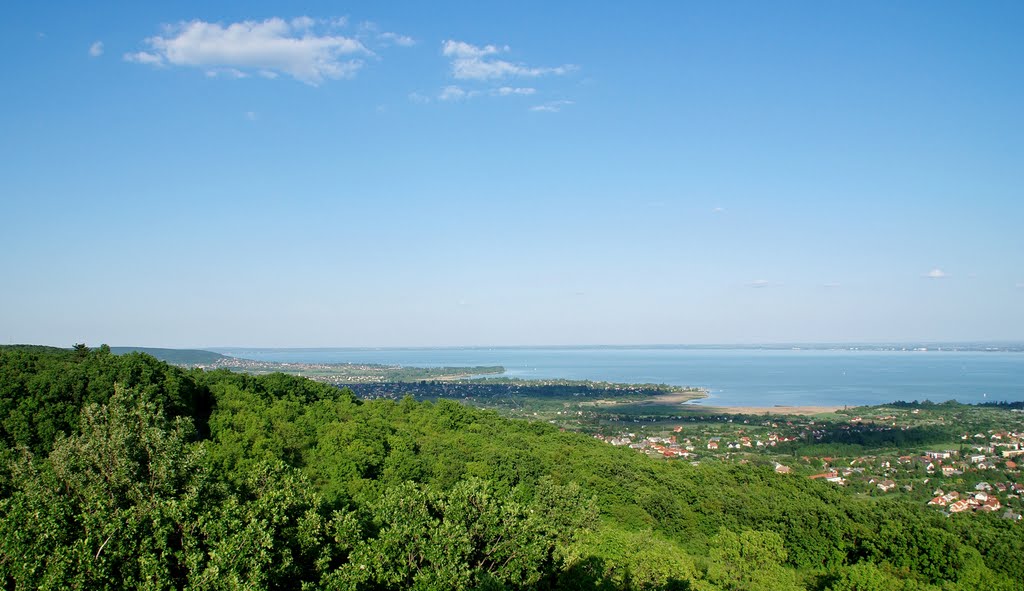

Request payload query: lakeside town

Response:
[591,404,1024,520]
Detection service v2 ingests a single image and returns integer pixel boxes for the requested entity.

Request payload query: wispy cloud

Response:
[530,100,574,113]
[378,31,415,47]
[205,68,248,79]
[125,17,370,85]
[748,279,772,288]
[438,85,479,101]
[125,51,162,66]
[430,85,536,103]
[354,20,416,48]
[442,40,575,80]
[89,41,103,57]
[493,86,536,96]
[823,282,841,288]
[925,268,948,279]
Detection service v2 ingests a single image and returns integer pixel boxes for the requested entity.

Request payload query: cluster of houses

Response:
[960,430,1024,457]
[794,447,1023,519]
[704,431,799,451]
[591,418,1023,521]
[927,482,1024,519]
[900,440,1022,477]
[592,432,699,460]
[594,425,809,461]
[593,433,636,447]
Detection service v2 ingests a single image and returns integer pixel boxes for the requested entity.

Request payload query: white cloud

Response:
[205,68,248,79]
[493,86,536,96]
[925,268,948,279]
[1016,282,1024,289]
[712,206,725,213]
[443,40,503,59]
[245,111,257,121]
[421,84,536,106]
[442,39,575,80]
[748,279,772,288]
[355,21,415,48]
[378,31,415,47]
[529,100,574,112]
[125,51,163,65]
[125,17,370,85]
[823,282,841,288]
[89,41,104,57]
[438,85,479,101]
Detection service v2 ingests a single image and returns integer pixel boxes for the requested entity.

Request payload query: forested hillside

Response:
[1,345,1021,590]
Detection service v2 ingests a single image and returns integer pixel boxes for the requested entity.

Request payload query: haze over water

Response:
[211,347,1024,408]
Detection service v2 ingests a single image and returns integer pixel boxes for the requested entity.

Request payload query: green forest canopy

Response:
[1,344,1021,590]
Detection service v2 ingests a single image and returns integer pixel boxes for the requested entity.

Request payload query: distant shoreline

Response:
[102,345,1024,409]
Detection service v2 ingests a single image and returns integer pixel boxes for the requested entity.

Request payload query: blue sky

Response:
[1,1,1022,347]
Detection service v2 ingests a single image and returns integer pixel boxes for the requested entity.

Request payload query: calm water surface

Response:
[210,347,1023,408]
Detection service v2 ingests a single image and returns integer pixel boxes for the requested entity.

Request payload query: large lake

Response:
[210,347,1023,408]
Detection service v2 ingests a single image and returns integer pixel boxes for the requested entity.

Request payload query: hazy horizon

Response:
[15,340,1024,352]
[3,1,1021,347]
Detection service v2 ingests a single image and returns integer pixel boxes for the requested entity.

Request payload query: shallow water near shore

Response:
[210,347,1024,408]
